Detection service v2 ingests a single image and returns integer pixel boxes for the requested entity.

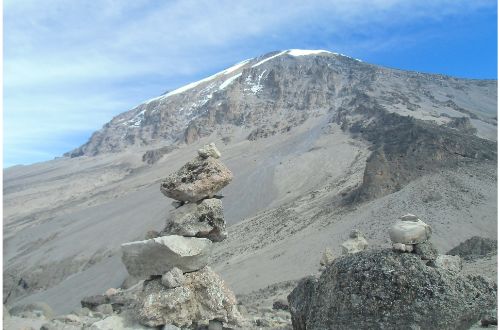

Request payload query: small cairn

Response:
[341,229,368,255]
[389,214,437,259]
[120,143,242,328]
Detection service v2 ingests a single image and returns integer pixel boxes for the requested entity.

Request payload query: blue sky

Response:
[3,0,497,167]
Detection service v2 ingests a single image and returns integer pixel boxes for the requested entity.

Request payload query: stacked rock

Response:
[120,143,241,329]
[389,213,439,260]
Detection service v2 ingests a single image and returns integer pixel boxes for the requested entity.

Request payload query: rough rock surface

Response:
[121,236,211,277]
[341,230,368,255]
[288,249,497,330]
[160,157,233,202]
[447,236,497,261]
[431,254,463,273]
[414,241,438,260]
[389,214,432,244]
[137,266,241,328]
[287,276,318,330]
[161,198,227,242]
[161,267,186,289]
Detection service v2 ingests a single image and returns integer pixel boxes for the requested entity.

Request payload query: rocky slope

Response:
[4,49,497,323]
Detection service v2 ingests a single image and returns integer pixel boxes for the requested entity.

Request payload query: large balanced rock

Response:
[341,230,368,255]
[121,236,211,277]
[137,266,242,328]
[389,214,432,245]
[161,198,227,242]
[288,249,497,330]
[160,157,232,202]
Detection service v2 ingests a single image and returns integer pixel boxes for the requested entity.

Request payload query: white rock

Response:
[392,243,414,252]
[198,143,221,159]
[121,236,211,277]
[341,230,368,255]
[90,312,150,330]
[389,214,432,244]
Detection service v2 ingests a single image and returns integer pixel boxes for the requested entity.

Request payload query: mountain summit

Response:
[66,49,496,158]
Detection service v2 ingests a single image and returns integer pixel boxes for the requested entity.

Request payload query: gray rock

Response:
[447,236,497,261]
[272,298,289,311]
[144,230,160,240]
[389,214,432,244]
[287,276,318,330]
[414,241,438,260]
[288,249,497,330]
[9,301,54,319]
[72,307,91,317]
[81,295,109,310]
[392,242,414,252]
[198,143,221,159]
[161,267,186,288]
[160,157,233,202]
[121,235,211,277]
[208,319,223,330]
[161,198,227,242]
[341,230,368,254]
[90,311,150,330]
[95,304,113,315]
[137,266,242,328]
[430,254,463,272]
[163,325,181,330]
[480,309,498,327]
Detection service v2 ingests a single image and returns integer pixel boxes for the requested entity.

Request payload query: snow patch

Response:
[252,51,288,68]
[287,49,331,56]
[219,73,242,90]
[126,109,146,127]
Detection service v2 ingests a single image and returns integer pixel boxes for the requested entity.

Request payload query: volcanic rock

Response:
[160,157,233,202]
[137,266,241,328]
[121,236,211,277]
[389,214,432,244]
[288,249,497,330]
[161,198,227,242]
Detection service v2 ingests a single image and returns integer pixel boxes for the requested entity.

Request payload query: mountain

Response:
[4,49,497,317]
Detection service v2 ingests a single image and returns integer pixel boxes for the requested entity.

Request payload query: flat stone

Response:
[198,143,221,159]
[121,236,211,277]
[389,214,432,244]
[161,198,227,242]
[392,243,414,252]
[160,157,233,202]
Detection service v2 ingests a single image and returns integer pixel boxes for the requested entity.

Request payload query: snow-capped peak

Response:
[287,49,331,56]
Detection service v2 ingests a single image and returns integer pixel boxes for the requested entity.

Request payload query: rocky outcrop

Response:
[142,145,177,165]
[160,156,233,202]
[447,236,497,260]
[288,249,497,330]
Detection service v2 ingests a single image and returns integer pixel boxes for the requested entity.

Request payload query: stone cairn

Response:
[389,213,462,271]
[120,143,242,329]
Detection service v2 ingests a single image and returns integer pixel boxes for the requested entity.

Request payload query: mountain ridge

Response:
[65,49,497,158]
